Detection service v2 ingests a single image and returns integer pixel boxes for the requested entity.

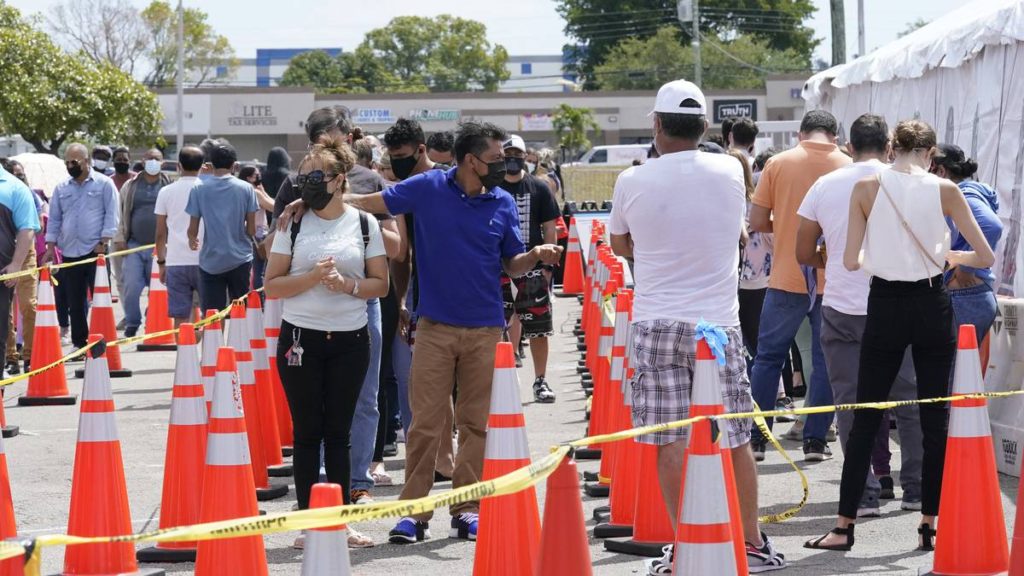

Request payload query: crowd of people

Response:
[0,76,1006,572]
[609,79,1000,575]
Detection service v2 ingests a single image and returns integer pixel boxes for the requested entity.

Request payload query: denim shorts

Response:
[165,265,201,319]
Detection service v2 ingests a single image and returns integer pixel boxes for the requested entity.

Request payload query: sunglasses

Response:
[296,170,339,186]
[65,159,83,167]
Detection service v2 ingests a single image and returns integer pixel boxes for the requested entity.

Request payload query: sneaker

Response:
[878,476,895,500]
[372,471,394,487]
[383,443,398,457]
[775,397,795,422]
[22,360,29,374]
[901,487,923,511]
[434,470,452,482]
[780,420,804,441]
[116,318,126,331]
[533,377,556,403]
[60,327,71,345]
[857,505,881,518]
[292,535,305,549]
[5,360,19,376]
[746,532,787,572]
[449,512,479,540]
[827,423,838,443]
[751,439,766,462]
[350,489,374,505]
[389,517,430,544]
[644,544,673,575]
[803,438,833,462]
[515,352,523,368]
[124,327,138,338]
[347,527,374,548]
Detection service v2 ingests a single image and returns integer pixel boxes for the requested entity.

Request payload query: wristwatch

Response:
[157,259,166,265]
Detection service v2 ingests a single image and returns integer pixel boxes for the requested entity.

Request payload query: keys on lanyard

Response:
[286,327,303,367]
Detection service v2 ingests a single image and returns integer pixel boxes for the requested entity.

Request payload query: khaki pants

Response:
[6,248,36,363]
[399,317,500,521]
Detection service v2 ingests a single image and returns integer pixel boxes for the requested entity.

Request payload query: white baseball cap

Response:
[502,135,527,152]
[650,79,707,116]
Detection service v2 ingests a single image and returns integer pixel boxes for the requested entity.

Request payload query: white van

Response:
[574,144,649,166]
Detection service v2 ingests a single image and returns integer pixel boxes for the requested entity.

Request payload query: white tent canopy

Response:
[803,0,1024,298]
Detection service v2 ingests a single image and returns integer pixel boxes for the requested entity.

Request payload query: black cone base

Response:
[594,522,633,539]
[18,395,77,406]
[136,545,196,563]
[256,484,289,501]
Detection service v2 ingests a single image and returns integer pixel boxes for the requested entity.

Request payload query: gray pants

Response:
[821,306,923,503]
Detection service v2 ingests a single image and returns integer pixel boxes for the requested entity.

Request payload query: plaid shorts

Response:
[629,320,753,448]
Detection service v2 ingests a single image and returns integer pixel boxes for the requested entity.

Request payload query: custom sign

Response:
[353,108,396,124]
[409,109,460,122]
[713,98,758,123]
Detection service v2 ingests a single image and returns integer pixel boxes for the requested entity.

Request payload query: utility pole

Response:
[857,0,866,57]
[831,0,847,65]
[677,0,701,86]
[175,0,184,153]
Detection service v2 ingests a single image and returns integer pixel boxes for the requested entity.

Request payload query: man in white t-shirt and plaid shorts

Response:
[609,79,787,575]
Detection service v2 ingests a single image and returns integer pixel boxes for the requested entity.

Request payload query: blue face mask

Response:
[144,159,161,176]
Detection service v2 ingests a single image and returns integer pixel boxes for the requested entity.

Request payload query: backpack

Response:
[290,210,371,267]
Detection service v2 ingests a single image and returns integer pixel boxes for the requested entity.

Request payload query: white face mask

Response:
[93,159,108,171]
[525,162,536,174]
[144,159,161,176]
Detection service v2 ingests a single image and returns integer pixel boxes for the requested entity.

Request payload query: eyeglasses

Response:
[296,170,338,186]
[65,159,82,167]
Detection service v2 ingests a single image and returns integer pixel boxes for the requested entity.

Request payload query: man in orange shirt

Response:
[749,110,850,462]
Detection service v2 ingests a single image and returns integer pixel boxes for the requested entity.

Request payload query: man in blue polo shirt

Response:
[341,121,562,544]
[0,164,41,369]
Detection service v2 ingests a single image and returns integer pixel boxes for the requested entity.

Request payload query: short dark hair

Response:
[754,147,779,172]
[800,110,838,136]
[238,165,259,181]
[112,146,130,157]
[210,143,237,170]
[305,106,353,142]
[721,116,737,146]
[454,121,507,164]
[384,118,425,150]
[849,113,889,154]
[199,137,231,163]
[730,117,759,148]
[427,130,454,153]
[657,112,705,141]
[92,145,112,159]
[178,146,204,171]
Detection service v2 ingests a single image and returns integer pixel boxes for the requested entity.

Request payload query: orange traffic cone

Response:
[300,483,352,576]
[227,303,287,500]
[200,310,223,415]
[20,267,75,406]
[672,337,748,575]
[137,250,176,352]
[473,342,541,576]
[63,335,163,576]
[245,292,289,477]
[535,456,593,576]
[75,255,131,379]
[585,280,625,498]
[595,290,637,538]
[604,442,675,557]
[1010,452,1024,576]
[137,324,207,563]
[0,433,23,576]
[932,325,1009,575]
[560,217,584,295]
[194,347,269,576]
[0,393,17,438]
[263,297,293,457]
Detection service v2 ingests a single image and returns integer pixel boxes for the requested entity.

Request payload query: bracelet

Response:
[351,280,360,296]
[157,259,166,265]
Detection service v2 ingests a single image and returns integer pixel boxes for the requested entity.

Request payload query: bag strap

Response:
[360,210,370,251]
[289,214,303,255]
[876,174,945,272]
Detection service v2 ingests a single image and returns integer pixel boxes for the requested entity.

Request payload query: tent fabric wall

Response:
[806,41,1024,297]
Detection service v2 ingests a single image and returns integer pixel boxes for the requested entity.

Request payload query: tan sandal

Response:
[347,527,375,549]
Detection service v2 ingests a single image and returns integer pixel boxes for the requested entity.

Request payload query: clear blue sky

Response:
[12,0,966,66]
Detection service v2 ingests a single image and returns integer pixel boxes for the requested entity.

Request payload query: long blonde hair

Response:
[726,149,755,201]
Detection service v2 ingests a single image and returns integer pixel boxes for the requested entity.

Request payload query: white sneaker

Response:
[644,544,673,575]
[746,533,786,573]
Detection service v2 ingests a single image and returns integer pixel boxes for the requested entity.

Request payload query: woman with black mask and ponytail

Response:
[930,144,1003,339]
[265,135,389,548]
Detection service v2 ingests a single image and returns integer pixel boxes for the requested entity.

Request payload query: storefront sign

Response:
[713,99,758,123]
[519,113,553,131]
[409,109,460,122]
[353,108,396,124]
[228,103,277,127]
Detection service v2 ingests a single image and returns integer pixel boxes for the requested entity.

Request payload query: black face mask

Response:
[475,156,507,190]
[113,161,130,174]
[301,181,334,211]
[67,164,83,179]
[504,157,525,176]
[391,153,419,181]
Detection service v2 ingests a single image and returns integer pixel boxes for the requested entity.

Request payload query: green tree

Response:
[0,4,162,154]
[595,26,809,90]
[552,104,601,158]
[279,50,346,90]
[898,17,930,38]
[140,0,237,88]
[557,0,817,87]
[280,47,422,93]
[359,15,510,92]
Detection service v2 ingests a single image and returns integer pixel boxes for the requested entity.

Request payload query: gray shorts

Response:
[165,265,201,319]
[629,320,753,448]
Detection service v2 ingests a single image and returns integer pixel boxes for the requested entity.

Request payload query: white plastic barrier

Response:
[986,297,1024,477]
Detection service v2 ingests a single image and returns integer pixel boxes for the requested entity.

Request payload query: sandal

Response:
[804,525,855,551]
[347,527,375,548]
[372,470,394,487]
[917,523,936,551]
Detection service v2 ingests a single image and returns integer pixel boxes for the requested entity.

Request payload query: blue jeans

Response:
[349,298,382,491]
[393,331,413,435]
[949,283,997,342]
[122,241,153,330]
[750,289,833,442]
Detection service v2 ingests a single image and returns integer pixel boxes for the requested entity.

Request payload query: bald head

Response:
[145,148,163,161]
[65,143,88,159]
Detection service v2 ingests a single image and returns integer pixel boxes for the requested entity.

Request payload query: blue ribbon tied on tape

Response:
[695,319,728,366]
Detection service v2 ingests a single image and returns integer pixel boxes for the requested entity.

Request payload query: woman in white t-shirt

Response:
[265,136,389,534]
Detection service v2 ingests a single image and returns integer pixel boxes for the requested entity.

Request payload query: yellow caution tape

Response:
[0,244,157,284]
[751,401,808,524]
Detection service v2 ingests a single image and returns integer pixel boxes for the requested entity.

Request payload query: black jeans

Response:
[198,261,251,313]
[374,287,400,461]
[277,320,369,510]
[838,276,955,519]
[60,255,97,348]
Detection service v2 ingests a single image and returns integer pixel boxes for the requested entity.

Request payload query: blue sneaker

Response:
[388,517,430,544]
[449,512,479,540]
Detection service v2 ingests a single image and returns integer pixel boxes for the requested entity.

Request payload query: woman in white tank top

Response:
[805,120,994,553]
